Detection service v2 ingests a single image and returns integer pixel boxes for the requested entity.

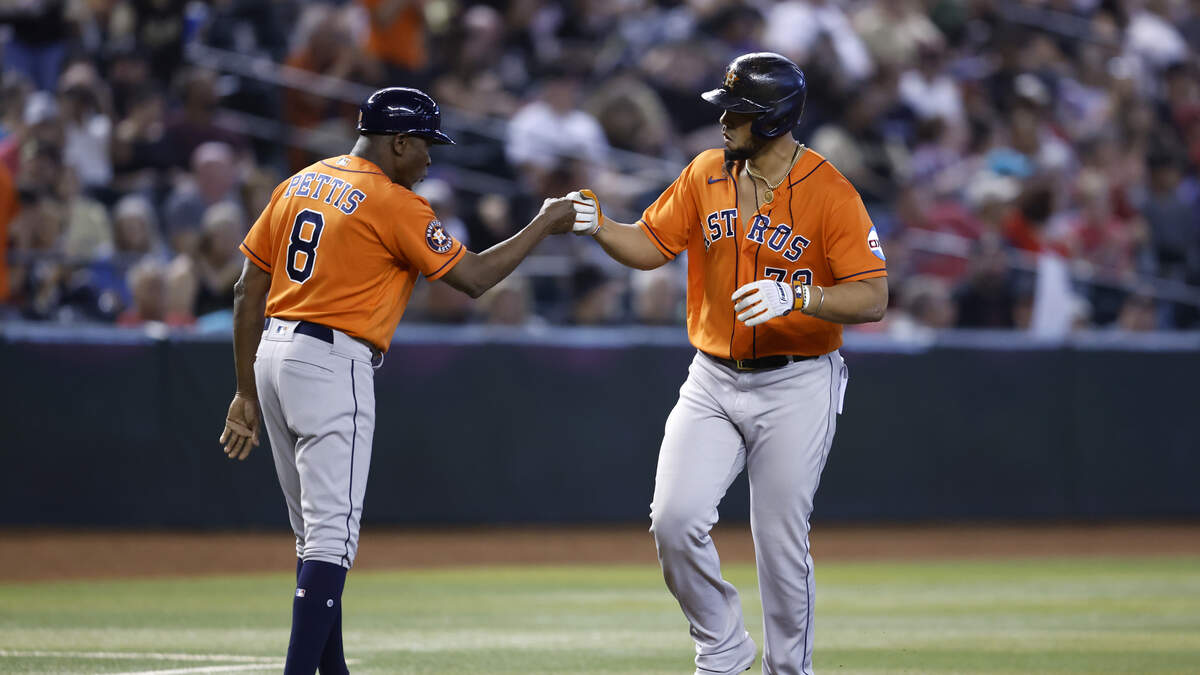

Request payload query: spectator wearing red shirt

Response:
[1003,183,1071,257]
[0,161,17,303]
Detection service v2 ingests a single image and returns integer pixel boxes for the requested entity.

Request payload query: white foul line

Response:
[0,650,357,674]
[0,650,276,662]
[110,665,283,675]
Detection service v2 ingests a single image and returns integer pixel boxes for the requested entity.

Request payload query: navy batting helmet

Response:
[357,87,455,145]
[702,53,807,138]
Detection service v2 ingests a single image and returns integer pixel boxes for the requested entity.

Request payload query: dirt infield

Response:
[3,523,1199,582]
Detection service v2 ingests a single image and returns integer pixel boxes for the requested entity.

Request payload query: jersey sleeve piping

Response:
[833,268,888,281]
[240,242,272,272]
[425,241,467,280]
[638,219,679,259]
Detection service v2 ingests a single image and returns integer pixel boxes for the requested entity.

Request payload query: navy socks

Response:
[285,559,349,675]
[292,559,348,674]
[320,599,347,674]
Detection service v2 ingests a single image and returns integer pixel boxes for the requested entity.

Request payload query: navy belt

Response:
[264,317,333,343]
[266,318,384,366]
[705,351,818,372]
[295,321,334,343]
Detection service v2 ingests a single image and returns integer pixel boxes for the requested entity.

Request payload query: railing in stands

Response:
[184,43,685,190]
[905,230,1200,308]
[184,43,1200,310]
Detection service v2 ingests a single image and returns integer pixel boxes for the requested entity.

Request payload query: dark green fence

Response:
[2,327,1197,526]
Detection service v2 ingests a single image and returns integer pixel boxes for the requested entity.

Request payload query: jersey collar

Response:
[321,155,387,176]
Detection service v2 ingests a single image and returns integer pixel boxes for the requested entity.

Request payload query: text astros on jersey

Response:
[638,147,887,360]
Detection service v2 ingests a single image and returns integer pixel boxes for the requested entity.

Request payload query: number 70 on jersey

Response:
[763,267,812,285]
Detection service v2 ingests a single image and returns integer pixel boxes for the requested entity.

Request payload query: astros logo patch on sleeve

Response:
[867,225,885,261]
[425,219,454,253]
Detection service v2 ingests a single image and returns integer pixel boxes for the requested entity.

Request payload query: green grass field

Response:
[1,557,1198,674]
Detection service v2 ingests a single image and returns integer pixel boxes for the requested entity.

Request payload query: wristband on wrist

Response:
[794,284,809,312]
[811,285,825,316]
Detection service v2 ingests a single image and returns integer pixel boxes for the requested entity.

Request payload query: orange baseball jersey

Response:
[240,155,465,352]
[638,147,886,359]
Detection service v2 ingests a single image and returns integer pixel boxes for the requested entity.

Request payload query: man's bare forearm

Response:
[464,218,554,295]
[232,263,271,397]
[592,219,670,270]
[806,277,888,324]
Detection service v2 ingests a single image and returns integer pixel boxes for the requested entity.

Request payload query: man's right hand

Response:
[220,392,261,461]
[537,197,576,235]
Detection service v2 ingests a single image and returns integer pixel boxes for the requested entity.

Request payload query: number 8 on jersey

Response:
[287,209,325,284]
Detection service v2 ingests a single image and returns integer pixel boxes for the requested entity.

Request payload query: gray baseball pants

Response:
[650,350,848,675]
[255,317,377,569]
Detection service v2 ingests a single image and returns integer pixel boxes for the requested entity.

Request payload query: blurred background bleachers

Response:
[1,0,1198,337]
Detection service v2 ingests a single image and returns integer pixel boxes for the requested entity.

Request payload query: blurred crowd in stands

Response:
[1,0,1198,336]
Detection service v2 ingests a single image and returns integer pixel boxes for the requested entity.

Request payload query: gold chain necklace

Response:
[745,143,804,204]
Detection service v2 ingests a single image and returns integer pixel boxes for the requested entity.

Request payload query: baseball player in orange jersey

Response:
[570,53,888,674]
[217,87,574,675]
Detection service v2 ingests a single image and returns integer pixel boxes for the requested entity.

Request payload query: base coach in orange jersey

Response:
[217,87,574,675]
[569,53,889,675]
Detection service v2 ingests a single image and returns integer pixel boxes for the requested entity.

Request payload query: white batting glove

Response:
[732,280,794,327]
[568,189,603,236]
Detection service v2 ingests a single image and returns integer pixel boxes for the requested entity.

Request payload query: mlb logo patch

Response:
[296,588,306,598]
[867,226,885,261]
[425,219,454,253]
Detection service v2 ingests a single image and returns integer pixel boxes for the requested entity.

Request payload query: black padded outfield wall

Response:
[2,327,1198,527]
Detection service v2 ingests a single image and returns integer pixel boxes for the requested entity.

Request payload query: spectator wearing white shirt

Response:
[898,42,964,127]
[506,65,609,198]
[57,62,112,193]
[1124,0,1190,76]
[763,0,873,85]
[852,0,944,71]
